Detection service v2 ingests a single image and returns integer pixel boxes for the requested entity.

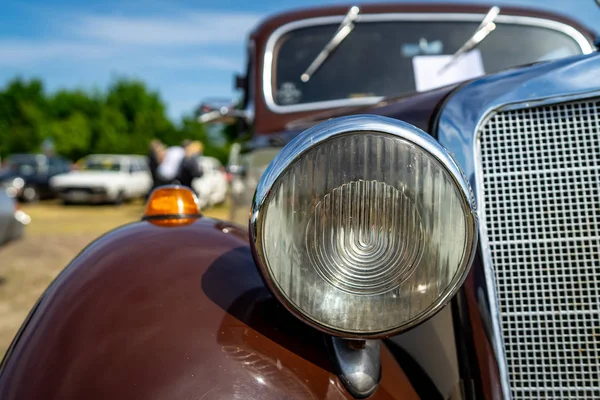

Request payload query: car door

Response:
[125,158,144,197]
[135,158,152,195]
[44,157,70,196]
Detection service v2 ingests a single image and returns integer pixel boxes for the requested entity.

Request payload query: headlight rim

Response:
[250,114,478,338]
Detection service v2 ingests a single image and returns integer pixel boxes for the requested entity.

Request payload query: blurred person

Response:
[175,140,204,193]
[157,143,185,185]
[147,139,166,195]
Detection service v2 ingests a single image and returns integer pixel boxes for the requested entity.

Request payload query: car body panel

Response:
[0,191,15,244]
[0,192,29,245]
[0,218,419,399]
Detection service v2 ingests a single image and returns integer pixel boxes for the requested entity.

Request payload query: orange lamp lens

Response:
[144,186,201,226]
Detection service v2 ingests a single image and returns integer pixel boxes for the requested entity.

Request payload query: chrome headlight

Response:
[250,115,478,338]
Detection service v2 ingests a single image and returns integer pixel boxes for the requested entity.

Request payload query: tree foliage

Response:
[0,77,230,164]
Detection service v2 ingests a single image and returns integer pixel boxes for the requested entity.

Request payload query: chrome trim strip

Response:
[263,12,594,114]
[436,51,600,400]
[249,114,479,338]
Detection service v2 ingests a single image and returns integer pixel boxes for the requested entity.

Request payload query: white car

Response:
[192,156,228,209]
[50,154,152,205]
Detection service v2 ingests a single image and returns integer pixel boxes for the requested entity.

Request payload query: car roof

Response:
[8,153,46,160]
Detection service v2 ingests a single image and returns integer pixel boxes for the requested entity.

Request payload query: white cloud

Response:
[0,39,243,73]
[72,12,262,46]
[152,54,241,70]
[0,7,261,118]
[0,40,117,65]
[0,9,257,70]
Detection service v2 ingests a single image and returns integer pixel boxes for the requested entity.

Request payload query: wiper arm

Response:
[438,6,500,74]
[300,5,360,83]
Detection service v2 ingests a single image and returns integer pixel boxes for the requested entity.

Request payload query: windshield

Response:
[271,19,586,106]
[5,155,45,176]
[79,157,122,172]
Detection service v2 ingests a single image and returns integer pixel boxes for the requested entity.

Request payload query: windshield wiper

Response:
[438,6,500,74]
[300,5,360,83]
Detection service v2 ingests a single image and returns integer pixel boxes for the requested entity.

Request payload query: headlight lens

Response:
[251,115,477,337]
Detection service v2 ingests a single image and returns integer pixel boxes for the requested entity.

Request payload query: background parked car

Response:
[191,156,228,209]
[0,154,71,203]
[50,154,152,205]
[0,191,30,245]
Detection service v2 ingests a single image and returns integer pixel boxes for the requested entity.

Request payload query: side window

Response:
[49,157,67,175]
[139,159,149,172]
[62,158,71,173]
[128,160,141,173]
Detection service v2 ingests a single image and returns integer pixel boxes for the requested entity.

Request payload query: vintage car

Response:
[1,3,599,400]
[0,153,72,202]
[49,154,153,205]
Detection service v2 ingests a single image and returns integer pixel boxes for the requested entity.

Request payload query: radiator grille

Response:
[478,98,600,399]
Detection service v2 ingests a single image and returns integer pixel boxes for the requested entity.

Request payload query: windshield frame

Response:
[263,12,594,114]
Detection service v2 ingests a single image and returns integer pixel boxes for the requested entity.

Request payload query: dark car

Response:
[1,3,599,400]
[0,153,72,202]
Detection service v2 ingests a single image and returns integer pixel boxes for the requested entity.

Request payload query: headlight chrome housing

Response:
[250,115,478,338]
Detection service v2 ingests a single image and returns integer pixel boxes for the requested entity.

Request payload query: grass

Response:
[0,199,230,358]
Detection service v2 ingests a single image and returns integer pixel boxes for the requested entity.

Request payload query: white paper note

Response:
[412,49,485,92]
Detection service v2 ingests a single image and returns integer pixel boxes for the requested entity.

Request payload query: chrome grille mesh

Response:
[478,98,600,399]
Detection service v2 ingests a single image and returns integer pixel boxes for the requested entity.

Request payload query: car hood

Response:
[283,83,463,136]
[50,171,126,186]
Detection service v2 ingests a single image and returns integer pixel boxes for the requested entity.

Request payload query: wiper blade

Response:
[300,5,360,83]
[438,6,500,74]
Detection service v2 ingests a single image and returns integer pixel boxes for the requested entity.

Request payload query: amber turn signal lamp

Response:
[143,185,201,227]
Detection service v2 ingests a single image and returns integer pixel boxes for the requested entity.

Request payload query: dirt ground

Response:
[0,199,229,358]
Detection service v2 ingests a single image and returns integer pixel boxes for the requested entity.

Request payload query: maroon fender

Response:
[0,217,419,399]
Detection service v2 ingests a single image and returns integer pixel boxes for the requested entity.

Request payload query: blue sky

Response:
[1,0,598,121]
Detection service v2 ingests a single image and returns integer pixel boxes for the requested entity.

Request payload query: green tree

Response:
[0,76,235,163]
[104,79,176,154]
[91,107,130,155]
[178,114,229,164]
[0,78,48,158]
[42,113,92,160]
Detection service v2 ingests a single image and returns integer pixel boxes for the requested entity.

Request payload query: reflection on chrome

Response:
[416,284,429,293]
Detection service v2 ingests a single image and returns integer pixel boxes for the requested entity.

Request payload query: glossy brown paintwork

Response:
[248,3,595,134]
[0,218,419,399]
[285,83,459,134]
